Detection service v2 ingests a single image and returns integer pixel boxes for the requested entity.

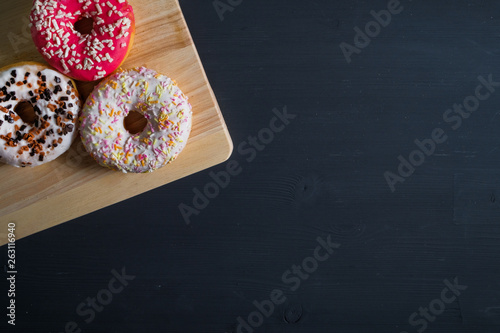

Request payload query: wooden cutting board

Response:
[0,0,233,245]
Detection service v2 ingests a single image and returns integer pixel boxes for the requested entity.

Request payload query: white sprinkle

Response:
[61,59,69,72]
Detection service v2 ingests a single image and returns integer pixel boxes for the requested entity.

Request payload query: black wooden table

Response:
[3,0,500,332]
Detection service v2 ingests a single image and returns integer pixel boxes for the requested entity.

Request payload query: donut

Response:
[29,0,135,82]
[79,67,193,173]
[0,62,81,168]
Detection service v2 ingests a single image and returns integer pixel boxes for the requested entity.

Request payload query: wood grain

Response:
[0,0,233,245]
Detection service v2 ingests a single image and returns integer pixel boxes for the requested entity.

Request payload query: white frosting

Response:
[0,63,81,167]
[79,67,192,173]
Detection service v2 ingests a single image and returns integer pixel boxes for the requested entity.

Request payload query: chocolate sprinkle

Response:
[11,70,16,78]
[54,76,61,83]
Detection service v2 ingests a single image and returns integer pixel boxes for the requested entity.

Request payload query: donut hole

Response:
[74,17,94,35]
[124,111,147,135]
[14,101,37,125]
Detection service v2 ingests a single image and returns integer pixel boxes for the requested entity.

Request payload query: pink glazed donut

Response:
[29,0,135,82]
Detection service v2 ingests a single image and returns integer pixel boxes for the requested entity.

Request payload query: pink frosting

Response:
[30,0,134,82]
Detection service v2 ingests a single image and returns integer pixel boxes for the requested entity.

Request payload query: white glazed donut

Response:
[79,67,193,173]
[0,62,81,167]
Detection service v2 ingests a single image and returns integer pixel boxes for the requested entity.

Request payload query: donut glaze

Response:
[0,62,81,167]
[79,67,192,173]
[30,0,135,82]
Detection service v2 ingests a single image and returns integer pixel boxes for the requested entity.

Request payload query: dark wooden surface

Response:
[3,0,500,332]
